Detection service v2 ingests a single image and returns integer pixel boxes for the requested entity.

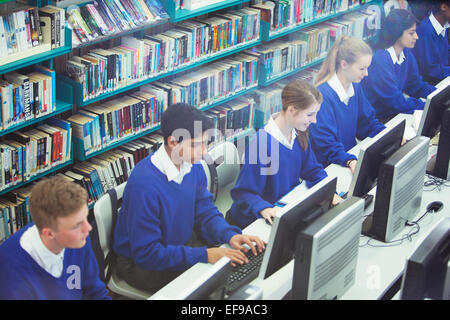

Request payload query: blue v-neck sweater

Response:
[0,224,110,300]
[309,82,386,167]
[413,17,450,82]
[361,48,436,119]
[113,156,241,272]
[229,129,327,228]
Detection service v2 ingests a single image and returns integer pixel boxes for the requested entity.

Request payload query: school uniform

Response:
[361,47,436,120]
[229,114,328,228]
[413,13,450,83]
[309,74,386,167]
[0,224,110,300]
[113,146,241,291]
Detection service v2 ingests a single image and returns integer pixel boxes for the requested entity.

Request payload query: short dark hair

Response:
[432,0,450,14]
[161,103,214,145]
[379,9,419,49]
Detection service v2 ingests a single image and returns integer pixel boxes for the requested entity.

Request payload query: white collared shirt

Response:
[264,113,297,150]
[20,225,65,278]
[429,13,450,37]
[327,73,355,105]
[386,46,406,65]
[151,144,192,184]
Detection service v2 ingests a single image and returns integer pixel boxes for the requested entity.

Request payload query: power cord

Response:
[359,201,443,248]
[424,174,450,192]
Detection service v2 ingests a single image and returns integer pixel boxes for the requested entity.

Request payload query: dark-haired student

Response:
[228,80,342,229]
[361,9,436,122]
[309,36,386,173]
[112,103,265,293]
[413,0,450,84]
[0,176,111,300]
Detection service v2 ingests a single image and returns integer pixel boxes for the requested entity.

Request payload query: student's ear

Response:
[166,136,179,150]
[40,227,55,240]
[339,59,348,71]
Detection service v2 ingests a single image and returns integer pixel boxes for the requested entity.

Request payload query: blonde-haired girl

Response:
[309,36,386,173]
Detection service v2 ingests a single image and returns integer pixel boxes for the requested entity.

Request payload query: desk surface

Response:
[151,115,449,300]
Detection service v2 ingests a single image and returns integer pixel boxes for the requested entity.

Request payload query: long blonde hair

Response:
[315,36,373,87]
[281,79,323,151]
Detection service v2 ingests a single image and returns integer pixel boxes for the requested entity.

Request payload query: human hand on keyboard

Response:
[207,247,249,267]
[229,234,266,258]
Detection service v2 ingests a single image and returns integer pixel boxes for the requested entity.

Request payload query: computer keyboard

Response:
[225,247,266,295]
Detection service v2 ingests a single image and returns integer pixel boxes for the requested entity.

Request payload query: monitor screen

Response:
[418,77,450,139]
[259,175,337,280]
[349,116,405,198]
[401,217,450,300]
[292,196,365,300]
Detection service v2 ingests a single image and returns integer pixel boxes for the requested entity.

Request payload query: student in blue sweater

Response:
[361,9,436,121]
[229,80,341,228]
[413,0,450,84]
[309,36,386,172]
[0,176,110,300]
[113,103,264,292]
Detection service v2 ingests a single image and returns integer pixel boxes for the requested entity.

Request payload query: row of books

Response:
[67,85,167,155]
[0,7,42,58]
[1,66,55,130]
[60,133,163,206]
[205,97,255,146]
[0,4,68,58]
[250,0,363,34]
[157,53,259,108]
[67,0,169,45]
[0,184,32,243]
[0,118,72,192]
[65,7,260,101]
[251,66,320,128]
[252,9,378,80]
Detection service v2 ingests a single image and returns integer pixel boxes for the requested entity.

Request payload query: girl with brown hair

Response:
[228,79,337,228]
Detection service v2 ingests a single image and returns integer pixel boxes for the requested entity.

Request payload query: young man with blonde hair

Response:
[0,176,110,300]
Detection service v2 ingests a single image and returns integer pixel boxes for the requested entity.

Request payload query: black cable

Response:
[424,174,450,192]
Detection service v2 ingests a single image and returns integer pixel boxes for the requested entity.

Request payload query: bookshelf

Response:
[260,0,381,42]
[160,0,250,22]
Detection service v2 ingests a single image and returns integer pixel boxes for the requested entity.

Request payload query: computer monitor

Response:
[349,116,406,198]
[365,136,430,242]
[149,257,231,300]
[292,196,365,300]
[400,217,450,300]
[258,176,337,281]
[417,77,450,180]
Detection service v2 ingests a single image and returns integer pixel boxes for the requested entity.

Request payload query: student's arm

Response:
[404,50,437,99]
[125,185,208,271]
[82,237,112,300]
[300,142,328,188]
[356,85,386,140]
[194,168,242,245]
[414,32,450,80]
[0,259,35,299]
[309,97,357,167]
[367,52,426,114]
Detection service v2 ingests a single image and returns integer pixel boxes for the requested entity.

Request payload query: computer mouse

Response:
[427,201,443,213]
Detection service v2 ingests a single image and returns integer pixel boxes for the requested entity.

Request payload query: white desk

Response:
[151,115,448,300]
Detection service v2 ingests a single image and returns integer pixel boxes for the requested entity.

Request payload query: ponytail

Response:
[314,36,372,87]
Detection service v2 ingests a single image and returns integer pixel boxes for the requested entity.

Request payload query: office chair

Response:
[201,141,241,215]
[93,182,153,300]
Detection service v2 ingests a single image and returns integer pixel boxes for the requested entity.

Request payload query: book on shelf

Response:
[66,0,169,44]
[38,5,66,49]
[65,6,261,101]
[1,67,55,130]
[0,119,71,192]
